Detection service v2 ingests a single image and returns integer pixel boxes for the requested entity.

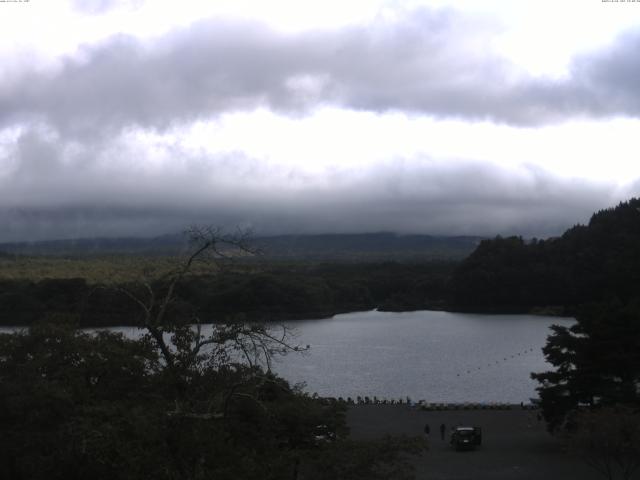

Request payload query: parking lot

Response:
[347,405,604,480]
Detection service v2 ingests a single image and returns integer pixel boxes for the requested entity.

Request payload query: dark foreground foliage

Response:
[532,300,640,480]
[0,322,425,480]
[532,300,640,432]
[568,406,640,480]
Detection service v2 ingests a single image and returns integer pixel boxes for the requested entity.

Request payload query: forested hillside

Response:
[4,199,640,324]
[450,198,640,313]
[0,261,454,327]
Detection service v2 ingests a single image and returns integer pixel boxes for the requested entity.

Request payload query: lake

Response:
[2,309,573,403]
[271,309,573,404]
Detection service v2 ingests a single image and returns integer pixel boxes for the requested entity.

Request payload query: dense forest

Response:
[0,232,471,327]
[2,198,640,326]
[0,261,454,327]
[449,198,640,314]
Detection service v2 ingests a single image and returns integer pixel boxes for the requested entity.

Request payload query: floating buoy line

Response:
[455,347,538,377]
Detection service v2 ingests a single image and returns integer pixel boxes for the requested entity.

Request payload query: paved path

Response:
[347,405,606,480]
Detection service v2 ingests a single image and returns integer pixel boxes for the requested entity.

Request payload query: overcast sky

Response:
[1,0,639,241]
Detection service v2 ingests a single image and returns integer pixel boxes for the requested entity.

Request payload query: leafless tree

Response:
[114,225,307,374]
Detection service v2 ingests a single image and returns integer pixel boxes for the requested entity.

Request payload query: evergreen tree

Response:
[532,300,640,431]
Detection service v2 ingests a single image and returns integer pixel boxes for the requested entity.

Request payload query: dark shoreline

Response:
[0,304,576,328]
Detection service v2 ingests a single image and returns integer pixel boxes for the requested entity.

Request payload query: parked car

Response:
[450,426,482,450]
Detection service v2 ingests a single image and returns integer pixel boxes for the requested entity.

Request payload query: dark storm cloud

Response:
[568,30,640,118]
[2,8,640,136]
[0,127,630,242]
[2,8,639,241]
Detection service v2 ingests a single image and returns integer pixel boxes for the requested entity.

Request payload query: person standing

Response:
[424,423,430,441]
[440,423,446,440]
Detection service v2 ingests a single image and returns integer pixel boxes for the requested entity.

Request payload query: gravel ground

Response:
[347,405,607,480]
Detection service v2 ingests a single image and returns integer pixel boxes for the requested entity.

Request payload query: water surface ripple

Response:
[271,310,574,403]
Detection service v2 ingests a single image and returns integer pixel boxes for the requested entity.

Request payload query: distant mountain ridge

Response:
[254,233,483,260]
[0,234,187,256]
[0,232,483,260]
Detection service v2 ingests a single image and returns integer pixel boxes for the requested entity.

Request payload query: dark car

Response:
[450,426,482,450]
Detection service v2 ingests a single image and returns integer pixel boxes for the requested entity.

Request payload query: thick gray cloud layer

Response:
[0,125,632,241]
[1,8,640,136]
[1,7,639,241]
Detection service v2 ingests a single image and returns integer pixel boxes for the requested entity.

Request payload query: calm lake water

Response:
[271,309,573,404]
[2,309,574,403]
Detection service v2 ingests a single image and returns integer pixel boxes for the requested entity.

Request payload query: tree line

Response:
[0,261,455,327]
[449,198,640,314]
